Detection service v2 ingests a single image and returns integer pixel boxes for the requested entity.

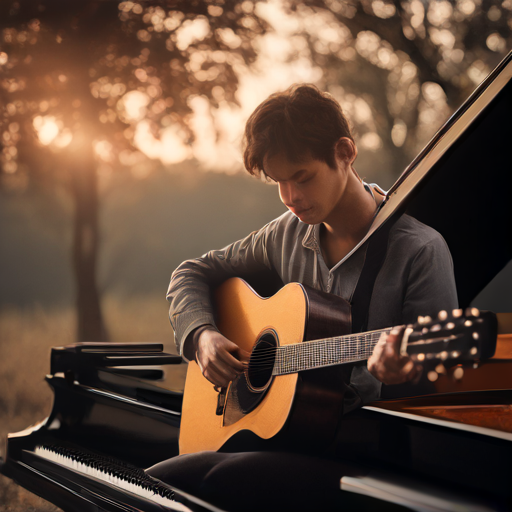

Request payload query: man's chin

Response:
[291,208,316,223]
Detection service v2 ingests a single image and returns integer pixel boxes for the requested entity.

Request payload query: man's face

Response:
[263,151,350,226]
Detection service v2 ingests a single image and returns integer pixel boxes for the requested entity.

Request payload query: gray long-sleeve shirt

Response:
[167,210,458,411]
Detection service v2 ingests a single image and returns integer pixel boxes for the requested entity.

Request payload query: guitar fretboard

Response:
[273,329,391,375]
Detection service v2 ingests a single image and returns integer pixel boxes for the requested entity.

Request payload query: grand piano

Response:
[1,51,511,511]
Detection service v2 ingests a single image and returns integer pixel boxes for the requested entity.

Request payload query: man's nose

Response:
[279,182,301,206]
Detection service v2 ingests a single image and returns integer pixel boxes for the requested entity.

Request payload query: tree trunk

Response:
[69,150,108,342]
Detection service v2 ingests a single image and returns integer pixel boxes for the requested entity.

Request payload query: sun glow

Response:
[134,120,191,164]
[33,116,59,145]
[33,115,73,148]
[119,90,150,121]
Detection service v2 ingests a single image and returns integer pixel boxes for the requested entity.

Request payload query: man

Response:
[166,84,458,404]
[148,85,457,512]
[150,84,458,511]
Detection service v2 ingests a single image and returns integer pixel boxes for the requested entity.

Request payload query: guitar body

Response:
[179,278,352,454]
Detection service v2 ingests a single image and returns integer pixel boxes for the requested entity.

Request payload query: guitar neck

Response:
[273,328,391,376]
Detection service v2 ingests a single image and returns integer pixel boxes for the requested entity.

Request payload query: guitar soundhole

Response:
[231,330,277,416]
[247,332,277,392]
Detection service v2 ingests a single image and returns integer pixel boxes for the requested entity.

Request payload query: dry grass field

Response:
[0,296,185,511]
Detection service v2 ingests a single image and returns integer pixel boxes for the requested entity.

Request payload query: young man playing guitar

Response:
[167,84,457,401]
[152,84,458,511]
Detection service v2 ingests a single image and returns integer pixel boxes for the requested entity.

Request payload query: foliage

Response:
[0,0,267,187]
[0,0,268,341]
[284,0,512,171]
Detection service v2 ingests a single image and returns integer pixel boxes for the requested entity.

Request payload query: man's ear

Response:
[335,137,357,165]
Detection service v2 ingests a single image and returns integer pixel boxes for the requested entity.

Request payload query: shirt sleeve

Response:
[402,236,459,325]
[166,222,276,356]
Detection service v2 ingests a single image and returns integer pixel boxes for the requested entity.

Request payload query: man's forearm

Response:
[182,323,218,362]
[167,227,274,355]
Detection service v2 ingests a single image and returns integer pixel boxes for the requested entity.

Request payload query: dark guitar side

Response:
[274,285,353,452]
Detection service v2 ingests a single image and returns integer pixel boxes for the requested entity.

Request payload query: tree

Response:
[0,0,267,341]
[283,0,512,176]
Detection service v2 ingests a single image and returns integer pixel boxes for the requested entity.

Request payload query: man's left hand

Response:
[367,326,422,385]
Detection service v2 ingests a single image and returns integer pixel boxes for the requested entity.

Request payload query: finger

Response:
[210,358,241,382]
[222,337,244,353]
[401,358,415,377]
[385,326,406,355]
[235,348,251,362]
[197,349,238,385]
[217,349,246,372]
[224,340,252,363]
[203,365,232,388]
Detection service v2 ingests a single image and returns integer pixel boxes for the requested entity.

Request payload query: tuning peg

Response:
[427,371,438,382]
[472,332,479,340]
[438,310,448,321]
[452,309,463,318]
[446,322,455,330]
[453,367,464,380]
[465,307,480,318]
[431,324,441,332]
[464,319,473,327]
[470,347,478,355]
[435,364,447,374]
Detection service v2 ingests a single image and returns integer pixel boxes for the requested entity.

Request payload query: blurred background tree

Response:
[0,0,267,341]
[285,0,512,174]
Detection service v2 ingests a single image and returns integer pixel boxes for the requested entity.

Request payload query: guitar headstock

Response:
[402,308,497,373]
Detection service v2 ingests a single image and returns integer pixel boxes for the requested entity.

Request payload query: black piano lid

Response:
[347,50,512,309]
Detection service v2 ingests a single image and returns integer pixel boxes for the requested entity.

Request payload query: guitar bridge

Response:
[216,387,227,416]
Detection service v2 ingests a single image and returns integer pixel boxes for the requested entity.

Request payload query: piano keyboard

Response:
[34,444,191,511]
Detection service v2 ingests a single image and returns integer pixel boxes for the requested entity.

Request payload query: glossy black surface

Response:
[0,343,223,512]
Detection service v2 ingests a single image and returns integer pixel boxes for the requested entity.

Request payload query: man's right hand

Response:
[196,329,249,388]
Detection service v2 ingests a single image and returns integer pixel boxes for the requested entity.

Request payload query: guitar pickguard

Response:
[223,330,278,426]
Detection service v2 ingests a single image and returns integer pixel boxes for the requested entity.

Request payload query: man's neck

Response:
[320,174,382,268]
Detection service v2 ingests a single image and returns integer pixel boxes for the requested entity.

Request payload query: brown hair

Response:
[243,84,354,176]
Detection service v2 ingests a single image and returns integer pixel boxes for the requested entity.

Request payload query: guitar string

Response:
[228,316,473,372]
[242,317,470,363]
[245,344,380,368]
[244,338,383,365]
[245,350,377,374]
[271,335,466,375]
[247,340,382,365]
[240,326,462,366]
[244,335,385,375]
[236,330,388,372]
[244,332,386,357]
[244,333,385,362]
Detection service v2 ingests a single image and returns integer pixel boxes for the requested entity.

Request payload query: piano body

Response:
[0,343,228,511]
[1,52,512,511]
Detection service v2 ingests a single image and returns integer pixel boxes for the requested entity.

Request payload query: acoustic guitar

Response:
[179,278,497,454]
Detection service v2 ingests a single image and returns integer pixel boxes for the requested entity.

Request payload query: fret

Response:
[272,329,391,376]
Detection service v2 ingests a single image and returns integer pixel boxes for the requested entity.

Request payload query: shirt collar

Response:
[301,181,382,254]
[302,223,321,252]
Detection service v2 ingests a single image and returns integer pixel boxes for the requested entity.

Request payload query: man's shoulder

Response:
[390,214,449,253]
